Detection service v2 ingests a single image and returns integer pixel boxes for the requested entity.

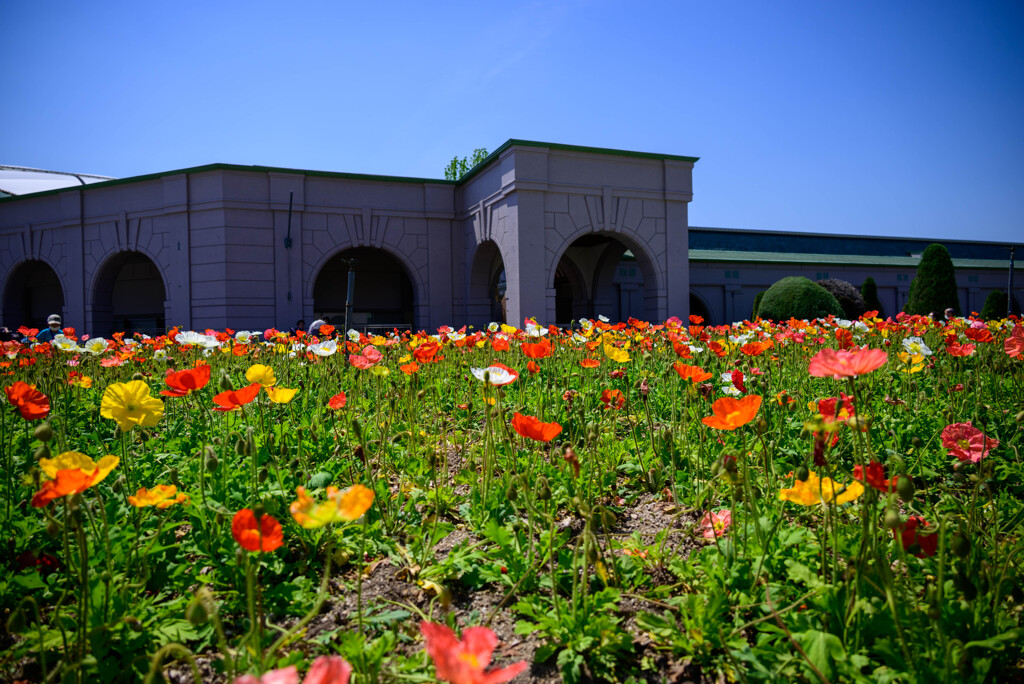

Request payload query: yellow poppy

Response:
[604,343,631,363]
[290,484,374,529]
[100,380,164,431]
[128,484,187,508]
[265,386,298,404]
[39,451,119,483]
[245,364,277,387]
[779,471,864,506]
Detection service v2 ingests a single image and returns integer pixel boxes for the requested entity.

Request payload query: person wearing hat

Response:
[35,314,63,343]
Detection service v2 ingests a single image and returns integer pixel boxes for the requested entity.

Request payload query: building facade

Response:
[0,141,1019,336]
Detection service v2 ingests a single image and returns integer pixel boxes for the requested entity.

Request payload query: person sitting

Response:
[35,314,63,343]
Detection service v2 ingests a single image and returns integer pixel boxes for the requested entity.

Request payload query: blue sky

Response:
[3,1,1022,243]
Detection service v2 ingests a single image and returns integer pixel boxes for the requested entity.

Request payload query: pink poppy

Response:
[941,421,998,465]
[698,510,732,539]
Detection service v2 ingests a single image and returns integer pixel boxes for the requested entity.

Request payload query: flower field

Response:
[2,313,1023,683]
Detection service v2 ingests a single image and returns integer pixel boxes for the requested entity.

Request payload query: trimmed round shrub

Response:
[752,290,766,320]
[904,243,960,316]
[980,290,1007,320]
[861,277,883,317]
[757,277,844,322]
[816,278,867,319]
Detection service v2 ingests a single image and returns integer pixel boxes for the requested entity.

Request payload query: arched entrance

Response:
[92,252,167,336]
[313,247,415,332]
[690,293,712,325]
[3,260,64,330]
[553,234,657,324]
[467,240,506,326]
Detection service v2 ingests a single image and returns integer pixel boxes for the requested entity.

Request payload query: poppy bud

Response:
[505,479,519,502]
[130,371,144,381]
[755,416,767,434]
[417,389,427,400]
[100,570,113,583]
[536,476,552,501]
[1016,409,1024,424]
[258,468,269,483]
[911,436,923,449]
[139,429,151,443]
[253,502,267,519]
[185,596,209,626]
[883,508,902,530]
[896,475,915,502]
[125,616,144,632]
[732,485,744,502]
[111,476,124,493]
[218,371,233,392]
[796,465,810,481]
[33,445,50,460]
[205,452,219,473]
[7,607,26,634]
[235,439,247,457]
[33,422,54,443]
[351,419,363,442]
[46,520,60,538]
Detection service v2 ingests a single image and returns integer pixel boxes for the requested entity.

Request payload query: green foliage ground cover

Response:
[2,312,1023,683]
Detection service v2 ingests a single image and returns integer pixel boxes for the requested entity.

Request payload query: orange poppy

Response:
[521,338,552,359]
[527,361,540,374]
[673,363,712,383]
[212,383,261,412]
[701,394,762,430]
[232,508,284,552]
[580,358,601,368]
[600,388,626,410]
[491,337,510,352]
[400,362,419,375]
[413,340,441,363]
[4,381,50,420]
[511,413,562,442]
[161,364,211,397]
[328,391,347,410]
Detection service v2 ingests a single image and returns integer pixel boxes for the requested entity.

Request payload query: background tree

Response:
[816,278,867,319]
[444,148,489,180]
[980,290,1008,320]
[904,243,960,316]
[751,290,766,320]
[861,276,883,316]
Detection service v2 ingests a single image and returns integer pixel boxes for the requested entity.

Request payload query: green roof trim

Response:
[689,249,1023,270]
[0,139,700,204]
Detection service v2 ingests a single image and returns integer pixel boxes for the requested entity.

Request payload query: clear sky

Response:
[3,1,1022,243]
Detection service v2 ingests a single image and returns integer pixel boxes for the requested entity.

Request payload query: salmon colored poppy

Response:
[212,383,262,412]
[1005,326,1024,358]
[701,394,762,430]
[521,338,552,359]
[128,484,188,508]
[673,363,712,383]
[600,388,626,410]
[4,381,50,420]
[580,358,600,368]
[807,347,887,379]
[290,484,374,528]
[328,392,347,410]
[511,413,562,442]
[420,621,528,684]
[941,421,998,465]
[161,364,211,397]
[232,508,284,552]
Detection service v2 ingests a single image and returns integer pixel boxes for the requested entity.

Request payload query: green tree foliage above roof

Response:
[757,277,844,322]
[444,148,489,181]
[904,244,960,316]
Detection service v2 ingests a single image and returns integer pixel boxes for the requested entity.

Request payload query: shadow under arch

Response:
[91,251,167,337]
[467,240,507,327]
[550,231,661,324]
[3,260,65,330]
[690,292,712,325]
[312,247,417,332]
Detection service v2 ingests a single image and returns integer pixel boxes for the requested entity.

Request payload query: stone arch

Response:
[2,259,66,330]
[90,251,168,336]
[310,246,418,332]
[549,231,662,323]
[690,292,712,325]
[467,240,508,326]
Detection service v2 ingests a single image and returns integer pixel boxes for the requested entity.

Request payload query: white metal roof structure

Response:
[0,165,114,197]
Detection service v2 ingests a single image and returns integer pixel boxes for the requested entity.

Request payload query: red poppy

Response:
[894,516,938,558]
[946,342,975,357]
[5,381,50,420]
[491,337,510,352]
[526,361,540,374]
[964,327,993,343]
[730,370,747,393]
[328,392,347,410]
[232,508,284,552]
[672,340,692,358]
[161,364,211,397]
[689,315,704,325]
[852,461,897,493]
[212,383,261,412]
[600,389,626,410]
[521,338,552,359]
[511,413,562,442]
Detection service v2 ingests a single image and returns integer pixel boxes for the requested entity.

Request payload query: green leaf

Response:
[795,629,845,681]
